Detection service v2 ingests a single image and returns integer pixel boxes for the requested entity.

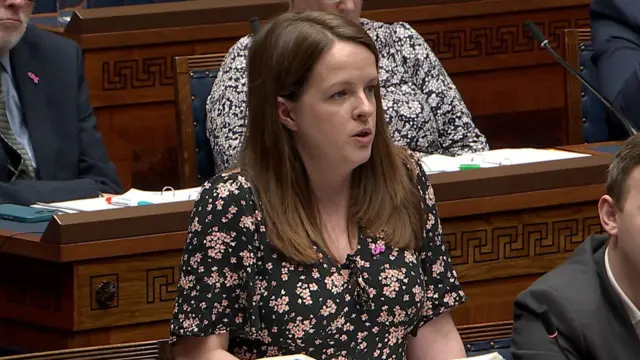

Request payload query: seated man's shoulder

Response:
[517,236,606,312]
[23,25,79,53]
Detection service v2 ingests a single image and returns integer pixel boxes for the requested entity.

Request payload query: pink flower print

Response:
[372,243,385,255]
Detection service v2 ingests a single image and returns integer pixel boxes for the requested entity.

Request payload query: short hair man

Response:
[0,0,122,205]
[511,135,640,359]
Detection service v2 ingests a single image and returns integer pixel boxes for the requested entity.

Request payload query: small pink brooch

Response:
[27,72,39,84]
[372,244,385,256]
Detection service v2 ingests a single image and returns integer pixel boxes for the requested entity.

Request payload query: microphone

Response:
[524,20,638,137]
[250,17,261,35]
[539,308,571,359]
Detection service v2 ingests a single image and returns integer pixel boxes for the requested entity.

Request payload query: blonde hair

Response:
[240,11,423,263]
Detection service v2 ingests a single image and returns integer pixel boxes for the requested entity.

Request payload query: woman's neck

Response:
[302,156,351,214]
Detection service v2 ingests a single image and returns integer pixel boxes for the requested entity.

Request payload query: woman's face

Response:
[290,0,362,21]
[277,40,378,175]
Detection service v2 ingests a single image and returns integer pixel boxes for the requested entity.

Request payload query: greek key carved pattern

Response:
[146,267,178,304]
[1,285,62,312]
[444,216,603,266]
[100,50,223,91]
[99,18,590,91]
[424,18,590,60]
[102,57,174,91]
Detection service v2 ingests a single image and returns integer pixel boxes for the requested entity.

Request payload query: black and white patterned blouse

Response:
[170,154,466,359]
[206,18,489,173]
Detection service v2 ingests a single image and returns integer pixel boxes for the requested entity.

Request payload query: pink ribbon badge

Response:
[27,72,39,84]
[372,244,385,256]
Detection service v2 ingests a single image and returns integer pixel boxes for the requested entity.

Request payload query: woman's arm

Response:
[174,332,238,360]
[406,153,467,359]
[170,172,261,359]
[407,312,466,360]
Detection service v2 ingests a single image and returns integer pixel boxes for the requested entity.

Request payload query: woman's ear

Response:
[598,195,619,237]
[277,97,298,131]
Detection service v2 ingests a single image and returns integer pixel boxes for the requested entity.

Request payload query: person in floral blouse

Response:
[205,0,489,175]
[171,10,467,360]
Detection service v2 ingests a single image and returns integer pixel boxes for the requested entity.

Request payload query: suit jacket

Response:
[0,26,122,205]
[511,235,640,360]
[591,0,640,139]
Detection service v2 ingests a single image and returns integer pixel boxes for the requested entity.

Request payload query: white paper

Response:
[454,352,504,360]
[421,148,590,174]
[114,186,202,204]
[31,186,203,212]
[258,356,316,360]
[32,198,118,213]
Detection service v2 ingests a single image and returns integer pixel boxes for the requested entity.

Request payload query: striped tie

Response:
[0,76,34,180]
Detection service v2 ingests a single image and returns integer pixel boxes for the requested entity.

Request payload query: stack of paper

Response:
[31,186,202,213]
[112,187,202,205]
[455,353,504,360]
[259,356,315,360]
[421,148,591,174]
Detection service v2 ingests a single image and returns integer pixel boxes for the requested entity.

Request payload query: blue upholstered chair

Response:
[465,338,512,359]
[33,0,57,14]
[173,54,227,188]
[579,43,609,143]
[564,28,610,143]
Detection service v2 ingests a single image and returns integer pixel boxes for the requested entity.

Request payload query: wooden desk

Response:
[32,0,590,191]
[449,142,619,341]
[0,143,616,351]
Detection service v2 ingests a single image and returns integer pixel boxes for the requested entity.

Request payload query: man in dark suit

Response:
[592,0,640,139]
[0,0,122,205]
[511,135,640,359]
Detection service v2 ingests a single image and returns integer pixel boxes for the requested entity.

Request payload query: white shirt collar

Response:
[605,245,640,326]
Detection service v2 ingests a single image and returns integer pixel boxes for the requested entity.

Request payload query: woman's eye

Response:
[331,91,346,99]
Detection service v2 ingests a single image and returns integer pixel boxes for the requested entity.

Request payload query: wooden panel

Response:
[0,255,74,331]
[74,251,180,331]
[34,0,590,190]
[445,201,602,329]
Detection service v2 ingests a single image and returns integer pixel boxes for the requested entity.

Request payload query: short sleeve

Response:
[170,172,261,342]
[412,155,466,328]
[395,22,488,156]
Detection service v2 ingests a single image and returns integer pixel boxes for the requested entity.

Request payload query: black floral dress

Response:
[170,157,466,359]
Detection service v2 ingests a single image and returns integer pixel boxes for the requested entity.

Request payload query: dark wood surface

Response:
[0,143,617,351]
[30,0,590,191]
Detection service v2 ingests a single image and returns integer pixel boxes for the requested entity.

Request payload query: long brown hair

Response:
[240,11,423,263]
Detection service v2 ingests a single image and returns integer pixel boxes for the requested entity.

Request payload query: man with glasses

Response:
[0,0,122,205]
